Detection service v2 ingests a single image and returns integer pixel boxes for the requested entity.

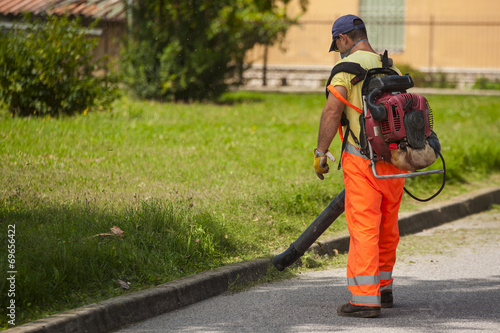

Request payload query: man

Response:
[314,14,405,318]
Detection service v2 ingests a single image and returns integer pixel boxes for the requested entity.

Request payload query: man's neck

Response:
[351,40,376,54]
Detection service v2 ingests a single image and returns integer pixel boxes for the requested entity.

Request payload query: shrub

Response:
[472,77,500,90]
[121,0,307,102]
[0,15,118,117]
[397,64,456,89]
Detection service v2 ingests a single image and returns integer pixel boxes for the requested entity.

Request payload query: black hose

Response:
[403,151,446,202]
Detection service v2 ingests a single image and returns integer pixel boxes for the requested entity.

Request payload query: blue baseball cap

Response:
[329,14,366,52]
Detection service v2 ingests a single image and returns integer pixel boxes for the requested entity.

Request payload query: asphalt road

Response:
[114,208,500,333]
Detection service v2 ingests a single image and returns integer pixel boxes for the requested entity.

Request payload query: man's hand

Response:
[314,149,336,180]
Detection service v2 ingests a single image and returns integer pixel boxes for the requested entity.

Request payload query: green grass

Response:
[1,91,500,327]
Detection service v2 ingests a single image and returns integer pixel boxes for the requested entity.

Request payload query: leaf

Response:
[92,233,114,238]
[117,279,130,290]
[91,226,124,239]
[110,225,124,239]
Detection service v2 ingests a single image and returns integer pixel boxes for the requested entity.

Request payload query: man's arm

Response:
[317,85,347,153]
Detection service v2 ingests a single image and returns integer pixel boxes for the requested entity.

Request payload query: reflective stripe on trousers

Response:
[380,270,393,291]
[346,271,393,305]
[342,151,405,306]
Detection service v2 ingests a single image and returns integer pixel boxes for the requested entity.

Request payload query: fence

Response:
[245,17,500,89]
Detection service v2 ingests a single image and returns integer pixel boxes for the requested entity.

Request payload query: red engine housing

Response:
[364,92,433,161]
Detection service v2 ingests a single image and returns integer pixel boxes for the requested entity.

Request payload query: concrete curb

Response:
[6,186,500,333]
[5,259,272,333]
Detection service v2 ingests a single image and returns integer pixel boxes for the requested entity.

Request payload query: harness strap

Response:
[326,85,362,113]
[326,85,364,169]
[327,84,362,135]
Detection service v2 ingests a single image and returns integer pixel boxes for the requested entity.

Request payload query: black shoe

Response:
[381,290,393,308]
[337,302,381,318]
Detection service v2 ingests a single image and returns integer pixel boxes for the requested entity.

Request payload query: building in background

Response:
[0,0,127,60]
[245,0,500,89]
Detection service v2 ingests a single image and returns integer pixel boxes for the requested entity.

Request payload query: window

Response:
[360,0,406,53]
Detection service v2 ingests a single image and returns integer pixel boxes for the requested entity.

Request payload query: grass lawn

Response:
[1,91,499,327]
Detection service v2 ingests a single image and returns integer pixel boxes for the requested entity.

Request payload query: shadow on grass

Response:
[0,197,236,326]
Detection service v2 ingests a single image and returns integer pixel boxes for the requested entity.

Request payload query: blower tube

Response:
[272,190,346,271]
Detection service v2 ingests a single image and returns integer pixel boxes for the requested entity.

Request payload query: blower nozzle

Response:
[272,244,304,271]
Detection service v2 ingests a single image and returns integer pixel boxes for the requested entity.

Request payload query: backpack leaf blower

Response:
[360,69,445,180]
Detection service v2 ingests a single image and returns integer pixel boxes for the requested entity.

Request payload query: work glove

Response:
[313,149,336,180]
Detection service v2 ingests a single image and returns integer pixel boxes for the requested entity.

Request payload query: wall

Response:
[246,0,359,67]
[401,0,500,70]
[93,20,127,61]
[246,0,500,81]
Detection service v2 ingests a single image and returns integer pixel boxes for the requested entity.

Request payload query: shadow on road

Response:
[117,273,500,332]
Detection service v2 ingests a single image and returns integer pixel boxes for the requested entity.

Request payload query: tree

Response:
[121,0,308,102]
[0,15,118,117]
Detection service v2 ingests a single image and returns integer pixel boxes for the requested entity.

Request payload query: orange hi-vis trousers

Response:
[342,150,405,307]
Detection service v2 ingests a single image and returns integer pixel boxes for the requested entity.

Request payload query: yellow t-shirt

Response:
[330,51,400,147]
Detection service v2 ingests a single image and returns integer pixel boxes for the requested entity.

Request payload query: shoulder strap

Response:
[325,62,367,99]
